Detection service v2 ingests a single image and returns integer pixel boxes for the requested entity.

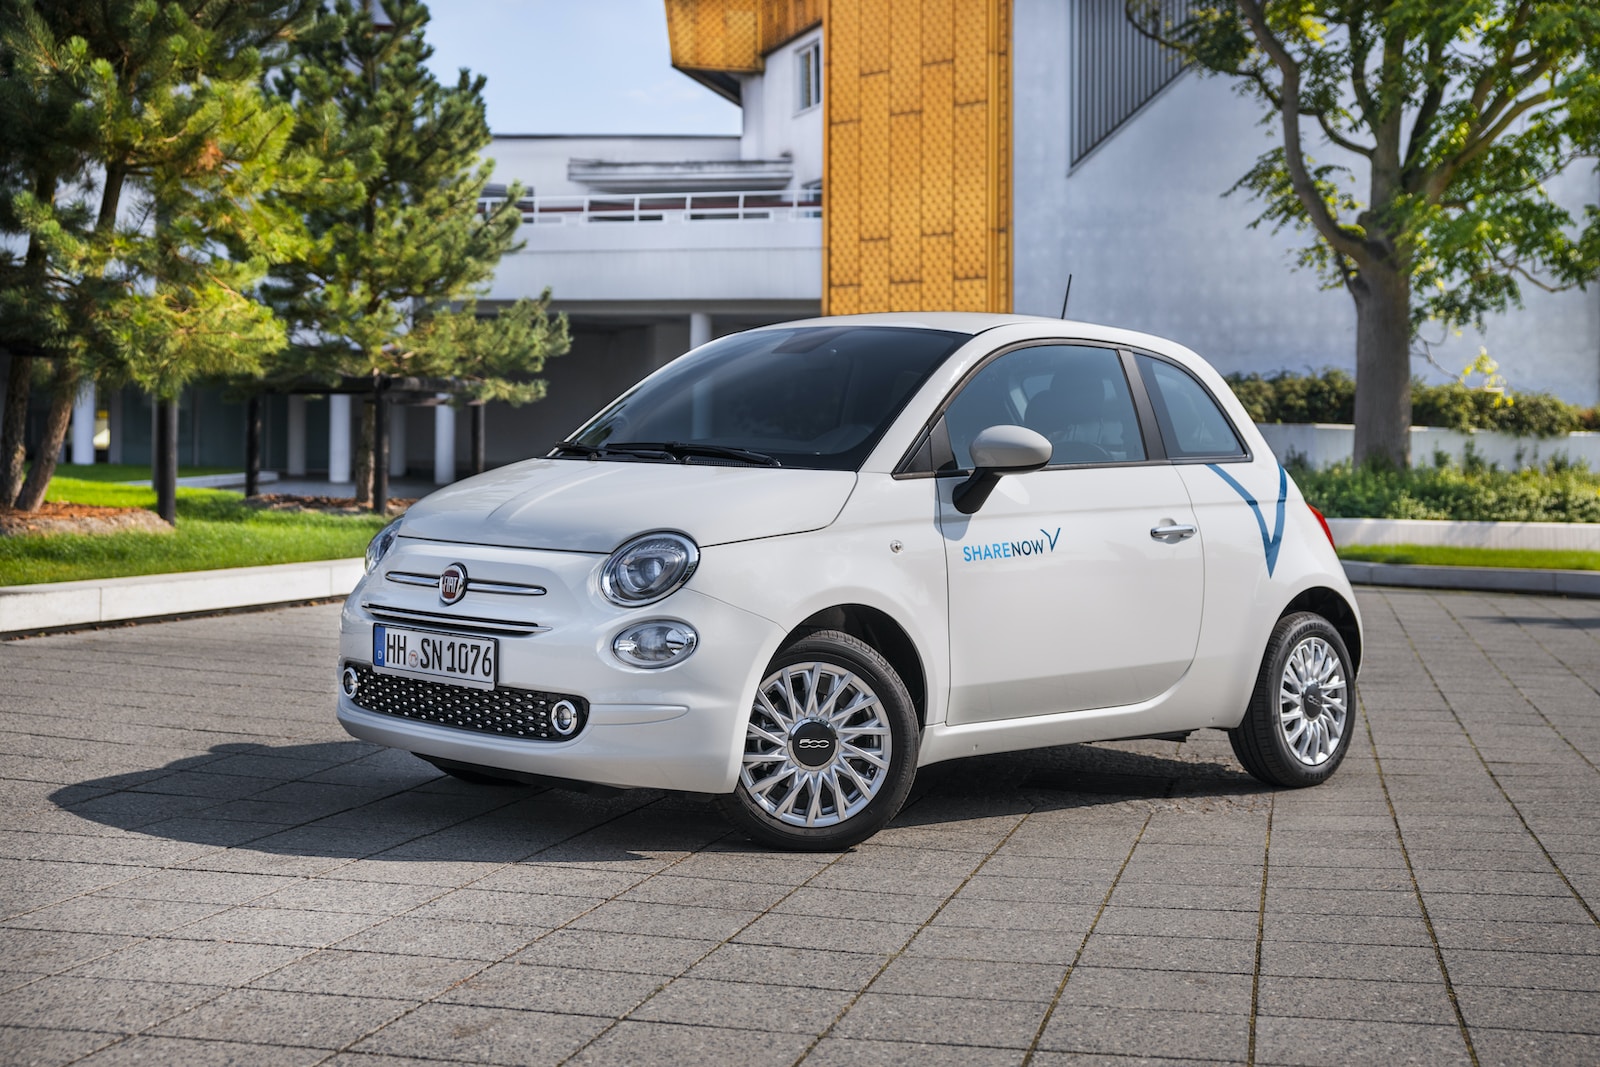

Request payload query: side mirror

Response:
[952,425,1052,514]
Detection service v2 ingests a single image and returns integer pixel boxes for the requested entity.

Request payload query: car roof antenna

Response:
[1059,274,1073,319]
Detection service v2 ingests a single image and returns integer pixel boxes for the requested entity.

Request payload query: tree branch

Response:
[1235,0,1370,264]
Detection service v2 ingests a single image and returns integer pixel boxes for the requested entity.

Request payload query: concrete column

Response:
[389,403,408,478]
[433,398,456,484]
[328,393,352,484]
[689,311,712,350]
[286,395,307,476]
[71,381,95,465]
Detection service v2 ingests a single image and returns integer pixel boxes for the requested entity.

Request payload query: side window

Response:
[1135,354,1247,460]
[944,345,1147,468]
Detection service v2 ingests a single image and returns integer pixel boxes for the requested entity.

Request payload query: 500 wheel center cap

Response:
[789,720,838,768]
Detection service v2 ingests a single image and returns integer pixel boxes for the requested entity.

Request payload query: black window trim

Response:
[893,338,1171,479]
[1129,348,1253,465]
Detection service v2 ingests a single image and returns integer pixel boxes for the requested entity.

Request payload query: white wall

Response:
[738,28,825,188]
[487,216,821,304]
[1012,0,1600,405]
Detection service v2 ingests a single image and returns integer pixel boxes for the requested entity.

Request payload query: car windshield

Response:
[561,326,967,471]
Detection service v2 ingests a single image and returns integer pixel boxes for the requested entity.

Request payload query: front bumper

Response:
[337,541,782,794]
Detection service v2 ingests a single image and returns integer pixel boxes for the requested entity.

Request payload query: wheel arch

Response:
[784,604,928,727]
[1281,586,1362,674]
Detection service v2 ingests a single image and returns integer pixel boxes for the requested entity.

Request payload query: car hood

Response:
[397,459,858,552]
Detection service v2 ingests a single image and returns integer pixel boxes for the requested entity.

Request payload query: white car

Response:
[338,313,1361,850]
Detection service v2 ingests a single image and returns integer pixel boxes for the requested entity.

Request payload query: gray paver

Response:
[0,589,1597,1064]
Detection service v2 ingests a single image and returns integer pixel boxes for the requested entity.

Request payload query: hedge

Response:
[1225,369,1600,437]
[1292,456,1600,523]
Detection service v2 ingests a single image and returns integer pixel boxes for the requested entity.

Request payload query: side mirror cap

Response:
[953,425,1052,514]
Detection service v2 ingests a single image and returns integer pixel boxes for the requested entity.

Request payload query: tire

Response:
[415,754,526,786]
[1230,612,1356,788]
[719,630,919,851]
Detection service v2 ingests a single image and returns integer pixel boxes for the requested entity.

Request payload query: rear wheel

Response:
[719,630,918,851]
[1230,612,1355,788]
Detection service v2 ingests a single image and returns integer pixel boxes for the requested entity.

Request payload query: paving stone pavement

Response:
[0,588,1596,1067]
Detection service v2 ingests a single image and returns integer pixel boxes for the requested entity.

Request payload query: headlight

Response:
[613,621,699,669]
[600,532,699,606]
[364,518,404,573]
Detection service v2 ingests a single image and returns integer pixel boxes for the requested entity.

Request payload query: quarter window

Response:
[1135,354,1246,460]
[944,345,1147,469]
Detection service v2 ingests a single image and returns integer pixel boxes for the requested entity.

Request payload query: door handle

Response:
[1150,522,1197,544]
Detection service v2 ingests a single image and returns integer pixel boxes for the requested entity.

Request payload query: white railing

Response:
[478,189,822,226]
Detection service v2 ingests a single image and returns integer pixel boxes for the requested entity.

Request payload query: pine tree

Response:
[265,0,570,507]
[0,0,316,513]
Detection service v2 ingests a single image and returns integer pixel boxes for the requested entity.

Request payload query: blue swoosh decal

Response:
[1207,463,1287,577]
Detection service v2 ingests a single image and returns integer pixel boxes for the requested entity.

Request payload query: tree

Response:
[0,0,315,513]
[265,0,570,507]
[1134,0,1600,466]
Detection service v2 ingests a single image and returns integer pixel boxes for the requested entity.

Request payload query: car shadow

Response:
[899,739,1268,824]
[52,735,1267,860]
[49,740,686,864]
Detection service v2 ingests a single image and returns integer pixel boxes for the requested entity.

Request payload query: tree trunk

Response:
[0,353,33,507]
[244,393,262,498]
[154,397,178,524]
[1351,264,1413,468]
[12,366,76,511]
[372,392,389,514]
[353,397,374,506]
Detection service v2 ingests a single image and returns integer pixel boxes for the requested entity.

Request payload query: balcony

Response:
[479,189,823,307]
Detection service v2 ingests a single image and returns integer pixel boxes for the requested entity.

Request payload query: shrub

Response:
[1226,368,1590,437]
[1291,457,1600,523]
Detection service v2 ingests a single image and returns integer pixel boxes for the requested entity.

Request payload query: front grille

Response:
[348,666,587,741]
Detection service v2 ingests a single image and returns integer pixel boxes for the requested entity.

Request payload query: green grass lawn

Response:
[1338,544,1600,571]
[45,463,240,484]
[1,474,390,586]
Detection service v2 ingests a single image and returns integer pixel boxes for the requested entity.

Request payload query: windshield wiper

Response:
[551,440,780,467]
[658,442,781,467]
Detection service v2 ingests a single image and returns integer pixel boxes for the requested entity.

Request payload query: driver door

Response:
[935,344,1205,725]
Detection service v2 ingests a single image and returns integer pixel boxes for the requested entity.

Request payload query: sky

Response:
[421,0,743,136]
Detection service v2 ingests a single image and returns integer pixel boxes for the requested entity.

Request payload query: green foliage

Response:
[1130,0,1600,466]
[0,0,317,508]
[1292,457,1600,523]
[0,478,390,585]
[263,0,568,396]
[1139,0,1600,328]
[1228,368,1594,437]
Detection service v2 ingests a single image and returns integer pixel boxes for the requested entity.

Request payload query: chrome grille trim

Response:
[384,570,547,596]
[363,601,550,637]
[348,665,587,741]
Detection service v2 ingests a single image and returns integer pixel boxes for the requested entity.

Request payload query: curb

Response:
[0,558,364,637]
[1341,560,1600,599]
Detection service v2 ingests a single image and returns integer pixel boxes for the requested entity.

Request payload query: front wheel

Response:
[719,630,919,851]
[1230,612,1356,788]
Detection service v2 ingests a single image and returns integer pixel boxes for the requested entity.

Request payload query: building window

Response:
[796,41,821,113]
[1074,0,1193,165]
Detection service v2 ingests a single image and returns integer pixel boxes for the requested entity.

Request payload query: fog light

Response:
[341,666,359,697]
[550,699,580,737]
[613,621,698,669]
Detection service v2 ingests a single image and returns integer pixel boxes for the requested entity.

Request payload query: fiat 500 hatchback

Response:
[338,313,1362,849]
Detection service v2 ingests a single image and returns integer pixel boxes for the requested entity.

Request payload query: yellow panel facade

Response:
[665,0,823,74]
[823,0,1011,314]
[664,0,1011,314]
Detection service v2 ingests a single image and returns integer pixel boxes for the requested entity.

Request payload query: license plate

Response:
[373,625,497,690]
